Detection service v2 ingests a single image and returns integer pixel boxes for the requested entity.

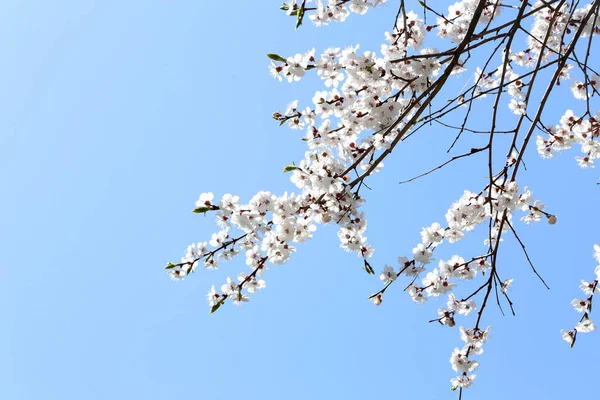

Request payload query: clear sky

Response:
[2,1,599,399]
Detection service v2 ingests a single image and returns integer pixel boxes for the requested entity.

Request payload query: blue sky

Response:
[1,1,599,399]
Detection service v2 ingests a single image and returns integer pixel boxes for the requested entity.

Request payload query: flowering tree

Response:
[165,0,600,397]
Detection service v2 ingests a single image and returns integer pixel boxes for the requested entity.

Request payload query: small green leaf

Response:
[418,0,426,7]
[164,262,178,270]
[288,10,298,16]
[192,206,211,214]
[210,298,226,314]
[279,119,287,127]
[280,3,290,10]
[296,3,305,29]
[266,53,287,63]
[450,386,458,392]
[305,65,315,70]
[301,137,309,141]
[283,165,297,173]
[210,302,222,314]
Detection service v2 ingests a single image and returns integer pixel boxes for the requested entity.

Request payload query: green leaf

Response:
[209,298,226,314]
[296,3,305,29]
[266,53,287,63]
[305,65,315,70]
[283,165,297,173]
[164,262,178,270]
[280,3,290,10]
[279,119,287,127]
[210,302,222,314]
[450,386,458,392]
[192,206,211,214]
[418,0,426,6]
[288,10,298,16]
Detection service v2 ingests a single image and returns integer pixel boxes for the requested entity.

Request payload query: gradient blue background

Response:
[2,1,599,399]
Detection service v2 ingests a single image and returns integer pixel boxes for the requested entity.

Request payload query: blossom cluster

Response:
[372,179,548,302]
[368,178,549,389]
[561,244,600,347]
[281,0,388,27]
[185,1,512,314]
[436,0,502,43]
[449,326,491,390]
[468,1,600,117]
[168,183,370,311]
[168,0,600,396]
[537,110,600,168]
